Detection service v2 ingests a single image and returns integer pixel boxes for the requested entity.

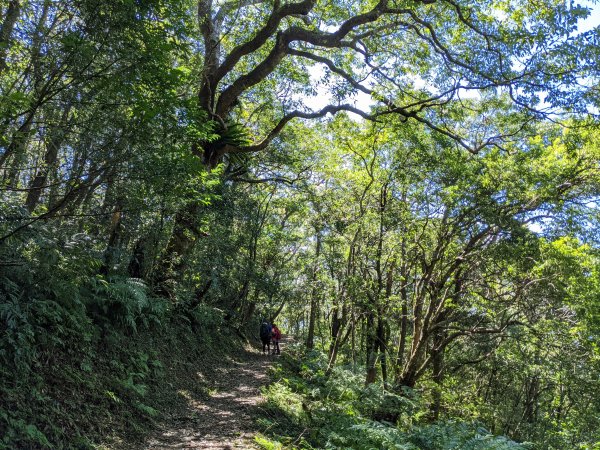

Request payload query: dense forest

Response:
[1,0,599,448]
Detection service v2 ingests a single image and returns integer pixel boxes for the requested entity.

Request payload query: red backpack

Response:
[272,326,281,340]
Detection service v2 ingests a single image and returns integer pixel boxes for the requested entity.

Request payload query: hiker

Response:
[271,323,281,355]
[259,320,272,354]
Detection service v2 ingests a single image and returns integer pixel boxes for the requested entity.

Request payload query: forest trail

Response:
[144,339,282,449]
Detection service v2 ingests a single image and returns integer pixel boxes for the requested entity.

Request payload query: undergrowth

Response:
[256,344,530,450]
[0,232,239,449]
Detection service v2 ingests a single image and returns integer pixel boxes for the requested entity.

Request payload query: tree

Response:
[194,0,598,162]
[279,111,599,394]
[156,0,600,292]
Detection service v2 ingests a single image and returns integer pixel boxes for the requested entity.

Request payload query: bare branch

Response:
[216,0,316,84]
[233,104,373,154]
[215,0,396,115]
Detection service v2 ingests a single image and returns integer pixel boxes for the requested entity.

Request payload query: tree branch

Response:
[215,0,316,84]
[233,104,373,154]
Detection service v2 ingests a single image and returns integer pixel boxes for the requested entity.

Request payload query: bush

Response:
[85,276,169,333]
[0,230,173,447]
[259,348,528,450]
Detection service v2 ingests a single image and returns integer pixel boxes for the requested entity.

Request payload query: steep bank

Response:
[0,298,271,449]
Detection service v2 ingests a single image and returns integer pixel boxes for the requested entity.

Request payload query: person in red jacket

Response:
[271,323,282,355]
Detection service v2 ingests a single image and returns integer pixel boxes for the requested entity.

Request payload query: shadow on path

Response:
[144,338,286,449]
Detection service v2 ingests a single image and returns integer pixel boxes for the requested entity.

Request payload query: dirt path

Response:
[144,341,277,449]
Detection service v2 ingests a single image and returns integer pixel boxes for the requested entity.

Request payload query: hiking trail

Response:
[143,339,282,449]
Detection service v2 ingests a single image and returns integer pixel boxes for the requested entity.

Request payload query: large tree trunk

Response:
[378,315,388,385]
[305,232,321,349]
[365,311,378,384]
[271,298,286,323]
[328,231,358,370]
[397,318,430,388]
[379,260,394,386]
[0,0,20,75]
[395,289,409,384]
[3,1,49,187]
[430,321,447,420]
[2,114,33,185]
[522,354,541,425]
[154,203,204,297]
[100,203,124,276]
[327,303,343,368]
[25,106,71,212]
[128,238,147,279]
[394,237,410,384]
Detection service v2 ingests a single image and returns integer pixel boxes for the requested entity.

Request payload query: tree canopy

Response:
[1,0,600,448]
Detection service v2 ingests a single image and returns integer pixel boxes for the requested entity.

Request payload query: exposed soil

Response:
[142,339,282,449]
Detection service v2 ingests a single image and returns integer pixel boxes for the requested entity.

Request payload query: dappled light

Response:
[1,0,599,448]
[147,344,276,449]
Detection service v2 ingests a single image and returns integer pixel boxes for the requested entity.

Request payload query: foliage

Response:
[1,0,600,448]
[0,215,234,447]
[259,346,528,450]
[85,276,167,333]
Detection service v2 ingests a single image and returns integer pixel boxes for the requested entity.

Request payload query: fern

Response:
[410,421,528,450]
[0,415,51,449]
[261,349,529,450]
[0,294,35,372]
[85,276,165,333]
[209,121,252,148]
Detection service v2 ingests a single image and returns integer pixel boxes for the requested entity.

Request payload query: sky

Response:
[579,0,600,32]
[302,1,600,116]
